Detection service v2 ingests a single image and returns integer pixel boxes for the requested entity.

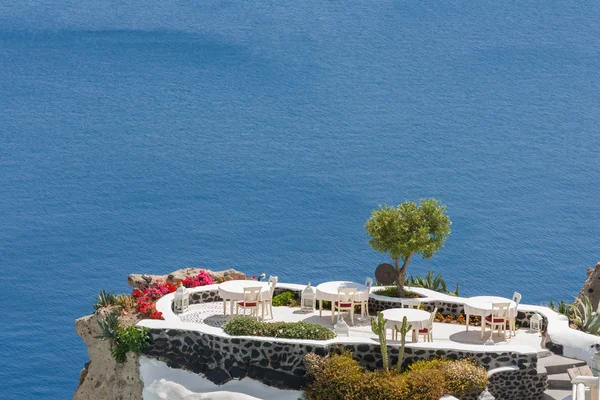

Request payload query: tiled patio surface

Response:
[178,303,544,351]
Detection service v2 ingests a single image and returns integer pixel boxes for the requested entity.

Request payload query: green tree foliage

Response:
[365,198,451,296]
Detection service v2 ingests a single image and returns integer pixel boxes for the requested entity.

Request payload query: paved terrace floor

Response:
[178,303,545,352]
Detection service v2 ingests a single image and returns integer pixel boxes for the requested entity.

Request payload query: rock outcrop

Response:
[74,308,143,400]
[127,268,245,289]
[578,262,600,308]
[75,268,245,400]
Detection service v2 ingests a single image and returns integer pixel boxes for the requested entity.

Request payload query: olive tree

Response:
[365,198,451,297]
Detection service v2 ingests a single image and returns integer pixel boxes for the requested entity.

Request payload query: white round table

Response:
[315,281,368,317]
[218,281,271,317]
[381,308,431,342]
[464,296,517,339]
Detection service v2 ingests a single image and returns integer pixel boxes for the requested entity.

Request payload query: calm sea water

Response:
[1,1,599,398]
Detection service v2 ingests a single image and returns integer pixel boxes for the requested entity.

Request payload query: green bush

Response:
[305,351,364,400]
[223,317,335,340]
[96,311,150,363]
[93,289,117,310]
[305,353,488,400]
[272,291,298,307]
[110,325,151,363]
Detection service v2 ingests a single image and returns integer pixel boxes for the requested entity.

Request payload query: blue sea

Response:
[1,1,599,398]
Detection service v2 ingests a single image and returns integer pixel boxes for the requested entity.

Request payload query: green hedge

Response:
[223,317,335,340]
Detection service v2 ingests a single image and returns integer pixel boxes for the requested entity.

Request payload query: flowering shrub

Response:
[181,270,214,288]
[128,270,215,320]
[149,311,163,320]
[130,280,179,320]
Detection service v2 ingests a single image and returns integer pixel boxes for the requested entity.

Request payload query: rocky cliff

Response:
[578,261,600,307]
[74,308,143,400]
[74,268,245,400]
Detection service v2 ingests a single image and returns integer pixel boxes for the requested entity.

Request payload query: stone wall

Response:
[143,327,540,396]
[488,368,548,400]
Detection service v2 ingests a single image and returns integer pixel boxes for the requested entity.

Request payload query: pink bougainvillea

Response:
[131,270,214,320]
[181,270,214,288]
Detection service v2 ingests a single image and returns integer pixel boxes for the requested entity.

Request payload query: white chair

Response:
[355,278,373,317]
[401,299,420,309]
[418,307,437,342]
[262,276,278,319]
[483,303,510,339]
[507,292,522,337]
[333,288,357,324]
[236,287,263,320]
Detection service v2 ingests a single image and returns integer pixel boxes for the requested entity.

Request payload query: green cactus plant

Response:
[394,316,412,372]
[370,312,389,371]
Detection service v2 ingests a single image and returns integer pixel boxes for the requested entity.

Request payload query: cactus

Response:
[370,312,389,371]
[394,316,412,372]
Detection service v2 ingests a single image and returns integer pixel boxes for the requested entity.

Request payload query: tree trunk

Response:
[395,255,412,297]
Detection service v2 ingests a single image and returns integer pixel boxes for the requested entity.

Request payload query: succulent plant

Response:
[394,316,412,372]
[572,295,600,335]
[370,312,389,371]
[93,289,116,310]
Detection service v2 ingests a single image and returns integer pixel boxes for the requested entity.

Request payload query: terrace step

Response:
[537,354,587,375]
[541,389,571,400]
[538,349,553,358]
[546,373,574,390]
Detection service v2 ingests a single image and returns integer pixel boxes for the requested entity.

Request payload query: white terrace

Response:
[177,301,545,353]
[149,281,557,358]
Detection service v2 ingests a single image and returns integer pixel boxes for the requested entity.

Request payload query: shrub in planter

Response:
[272,290,299,307]
[372,286,420,298]
[305,352,364,400]
[223,317,335,340]
[408,358,488,398]
[441,359,488,398]
[305,353,488,400]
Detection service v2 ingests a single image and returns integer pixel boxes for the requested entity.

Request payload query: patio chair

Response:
[401,299,420,309]
[236,287,263,321]
[568,366,600,400]
[262,276,278,319]
[333,288,357,324]
[418,307,438,342]
[355,278,373,317]
[483,302,510,339]
[507,292,522,337]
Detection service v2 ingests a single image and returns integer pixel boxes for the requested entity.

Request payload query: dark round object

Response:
[374,263,397,285]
